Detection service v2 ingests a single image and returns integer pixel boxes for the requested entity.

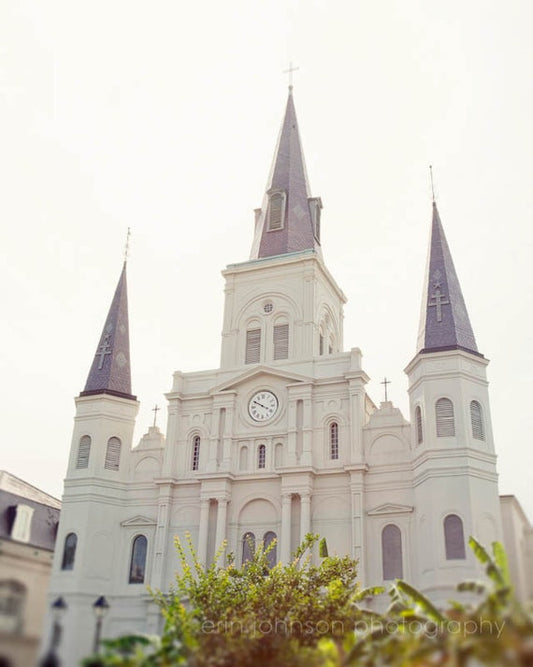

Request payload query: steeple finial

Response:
[416,202,480,357]
[124,227,131,264]
[283,62,299,92]
[429,165,436,203]
[80,261,136,400]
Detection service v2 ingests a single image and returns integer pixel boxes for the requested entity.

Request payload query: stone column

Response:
[198,499,210,565]
[300,493,311,543]
[214,498,228,566]
[281,493,292,562]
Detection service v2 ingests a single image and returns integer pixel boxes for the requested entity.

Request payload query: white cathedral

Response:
[46,88,532,664]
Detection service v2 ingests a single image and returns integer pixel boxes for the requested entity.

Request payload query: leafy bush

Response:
[83,535,533,666]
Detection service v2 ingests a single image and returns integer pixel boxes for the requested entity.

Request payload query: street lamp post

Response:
[92,595,110,655]
[41,596,67,667]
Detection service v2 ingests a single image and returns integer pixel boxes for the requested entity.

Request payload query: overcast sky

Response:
[1,1,532,521]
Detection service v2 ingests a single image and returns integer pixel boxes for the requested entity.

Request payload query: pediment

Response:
[367,503,414,516]
[120,515,157,527]
[211,365,312,394]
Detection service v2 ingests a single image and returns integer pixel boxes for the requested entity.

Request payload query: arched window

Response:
[129,535,148,584]
[242,532,255,565]
[470,401,485,441]
[258,444,266,469]
[382,524,403,580]
[0,580,26,634]
[245,328,261,364]
[192,436,200,471]
[415,406,423,444]
[104,437,121,471]
[263,531,277,569]
[273,323,289,360]
[76,435,91,469]
[444,514,466,560]
[61,533,77,570]
[330,422,339,460]
[435,398,455,437]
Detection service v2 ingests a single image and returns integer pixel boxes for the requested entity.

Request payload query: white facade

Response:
[45,91,529,665]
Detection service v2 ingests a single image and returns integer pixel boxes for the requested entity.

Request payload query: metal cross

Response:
[283,62,300,89]
[381,377,391,402]
[94,335,112,370]
[428,286,450,322]
[124,227,131,263]
[152,404,160,427]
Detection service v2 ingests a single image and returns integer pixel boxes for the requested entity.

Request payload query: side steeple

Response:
[249,88,322,260]
[80,261,136,400]
[416,202,480,356]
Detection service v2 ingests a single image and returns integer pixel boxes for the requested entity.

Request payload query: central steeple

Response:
[249,88,322,260]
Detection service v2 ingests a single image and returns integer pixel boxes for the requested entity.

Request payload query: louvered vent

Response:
[76,435,91,469]
[273,324,289,360]
[415,407,423,444]
[268,193,284,230]
[470,401,485,440]
[435,398,455,437]
[104,437,121,471]
[245,328,261,364]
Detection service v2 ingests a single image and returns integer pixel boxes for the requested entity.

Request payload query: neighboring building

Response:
[500,495,533,602]
[45,88,532,665]
[0,471,60,667]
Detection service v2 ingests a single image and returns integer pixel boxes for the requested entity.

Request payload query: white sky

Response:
[1,1,532,521]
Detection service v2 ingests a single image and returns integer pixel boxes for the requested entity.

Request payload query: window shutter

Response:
[76,435,91,469]
[470,401,485,440]
[444,514,466,559]
[415,407,423,444]
[273,324,289,360]
[245,328,261,364]
[382,524,403,580]
[104,437,121,471]
[129,535,148,584]
[435,398,455,437]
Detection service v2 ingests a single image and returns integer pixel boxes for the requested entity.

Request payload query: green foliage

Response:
[86,536,533,667]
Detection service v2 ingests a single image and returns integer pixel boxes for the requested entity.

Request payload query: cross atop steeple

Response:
[283,62,299,90]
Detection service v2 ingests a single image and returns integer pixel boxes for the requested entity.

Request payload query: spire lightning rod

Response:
[283,62,299,90]
[429,165,436,203]
[124,227,131,263]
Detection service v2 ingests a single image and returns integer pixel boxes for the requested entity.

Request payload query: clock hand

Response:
[253,400,268,410]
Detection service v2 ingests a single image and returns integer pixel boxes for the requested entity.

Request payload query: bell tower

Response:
[405,202,502,603]
[46,260,139,663]
[220,88,346,370]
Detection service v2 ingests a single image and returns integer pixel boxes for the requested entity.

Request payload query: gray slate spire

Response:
[80,262,136,400]
[417,202,480,356]
[249,88,322,260]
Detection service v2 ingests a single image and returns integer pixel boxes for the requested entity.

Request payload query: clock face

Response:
[248,391,279,422]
